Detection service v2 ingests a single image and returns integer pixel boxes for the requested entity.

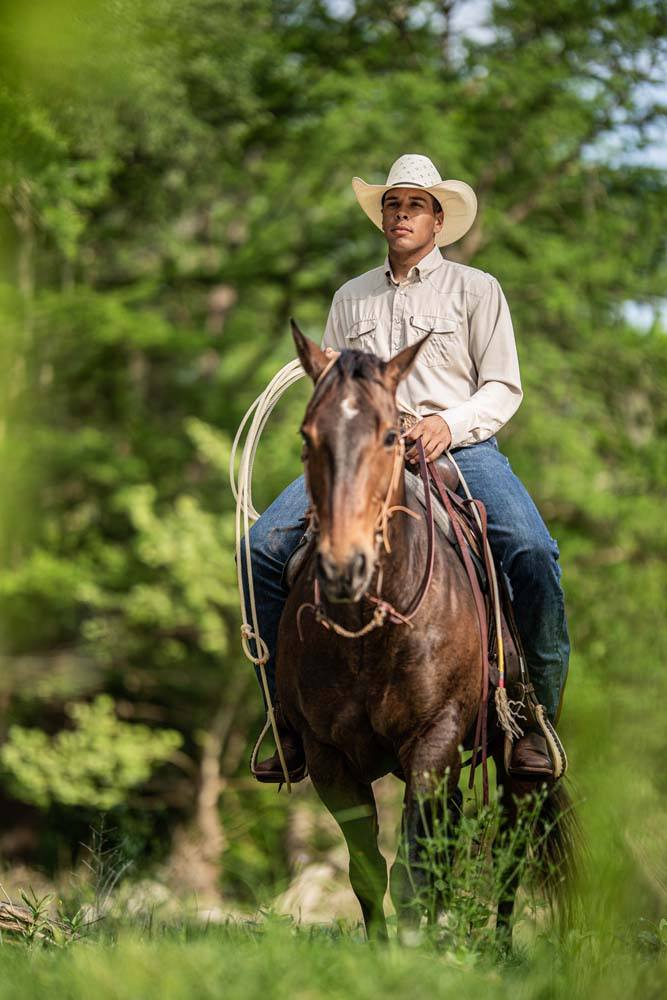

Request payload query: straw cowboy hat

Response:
[352,153,477,247]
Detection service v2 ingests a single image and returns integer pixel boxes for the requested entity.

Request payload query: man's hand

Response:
[323,347,340,361]
[404,414,452,463]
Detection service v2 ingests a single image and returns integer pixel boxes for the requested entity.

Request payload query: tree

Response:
[0,0,665,910]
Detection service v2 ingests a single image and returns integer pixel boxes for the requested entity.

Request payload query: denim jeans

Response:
[240,437,570,722]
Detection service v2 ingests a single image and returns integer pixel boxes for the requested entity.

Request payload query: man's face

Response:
[381,187,443,253]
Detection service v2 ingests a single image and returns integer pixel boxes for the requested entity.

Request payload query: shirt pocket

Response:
[409,314,458,367]
[345,316,377,353]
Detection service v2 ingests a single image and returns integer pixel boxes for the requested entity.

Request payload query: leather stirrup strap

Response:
[428,463,491,806]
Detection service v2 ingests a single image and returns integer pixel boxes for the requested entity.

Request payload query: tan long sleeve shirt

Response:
[321,244,523,448]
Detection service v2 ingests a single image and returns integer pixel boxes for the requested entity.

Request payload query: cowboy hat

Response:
[352,153,477,247]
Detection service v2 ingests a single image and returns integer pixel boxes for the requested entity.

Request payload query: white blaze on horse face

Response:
[341,396,359,420]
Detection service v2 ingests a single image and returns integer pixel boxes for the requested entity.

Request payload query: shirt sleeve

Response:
[320,295,346,351]
[433,276,523,447]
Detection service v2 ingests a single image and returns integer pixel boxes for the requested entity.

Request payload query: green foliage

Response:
[0,0,664,938]
[396,783,555,951]
[0,696,181,809]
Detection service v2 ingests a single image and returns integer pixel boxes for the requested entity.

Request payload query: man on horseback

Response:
[241,153,569,783]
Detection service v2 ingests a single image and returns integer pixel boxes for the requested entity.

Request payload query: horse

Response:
[275,321,578,941]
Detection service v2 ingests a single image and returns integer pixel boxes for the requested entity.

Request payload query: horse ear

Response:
[291,318,329,383]
[383,334,432,390]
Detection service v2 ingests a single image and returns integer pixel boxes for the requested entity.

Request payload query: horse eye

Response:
[383,429,398,448]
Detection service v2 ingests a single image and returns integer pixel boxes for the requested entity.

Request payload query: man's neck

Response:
[388,243,436,283]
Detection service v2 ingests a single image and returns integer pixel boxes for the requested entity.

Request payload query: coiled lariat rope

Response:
[231,358,524,794]
[231,359,308,792]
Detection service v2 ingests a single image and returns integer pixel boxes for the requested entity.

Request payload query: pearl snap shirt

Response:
[321,245,523,448]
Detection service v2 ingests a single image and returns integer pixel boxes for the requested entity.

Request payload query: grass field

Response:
[1,669,666,999]
[0,918,665,1000]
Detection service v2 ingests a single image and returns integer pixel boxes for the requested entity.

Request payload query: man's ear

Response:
[291,318,330,383]
[383,334,431,391]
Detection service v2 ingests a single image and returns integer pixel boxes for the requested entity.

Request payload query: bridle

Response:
[296,434,437,640]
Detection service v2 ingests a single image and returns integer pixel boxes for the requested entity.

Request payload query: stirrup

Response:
[249,711,308,785]
[503,689,568,782]
[533,703,568,780]
[249,713,273,778]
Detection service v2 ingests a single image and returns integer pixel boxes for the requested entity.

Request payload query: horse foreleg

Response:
[304,735,388,941]
[390,704,465,931]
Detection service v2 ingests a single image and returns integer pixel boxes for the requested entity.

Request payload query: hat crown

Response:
[385,154,442,189]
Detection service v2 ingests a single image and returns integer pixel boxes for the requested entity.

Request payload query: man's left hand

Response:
[404,414,452,463]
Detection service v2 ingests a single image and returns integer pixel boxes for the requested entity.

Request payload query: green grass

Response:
[0,919,665,1000]
[1,654,665,998]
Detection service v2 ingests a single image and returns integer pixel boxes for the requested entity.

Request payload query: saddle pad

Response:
[404,468,455,546]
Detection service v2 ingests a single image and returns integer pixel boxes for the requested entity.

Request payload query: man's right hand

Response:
[324,347,340,361]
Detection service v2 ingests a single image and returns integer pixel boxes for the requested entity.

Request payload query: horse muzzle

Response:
[316,548,373,603]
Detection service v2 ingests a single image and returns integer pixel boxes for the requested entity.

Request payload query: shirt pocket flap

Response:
[345,317,378,340]
[409,314,458,335]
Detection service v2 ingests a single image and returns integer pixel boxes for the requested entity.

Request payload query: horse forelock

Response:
[306,350,391,425]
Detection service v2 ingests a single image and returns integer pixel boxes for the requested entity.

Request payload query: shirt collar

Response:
[383,244,444,286]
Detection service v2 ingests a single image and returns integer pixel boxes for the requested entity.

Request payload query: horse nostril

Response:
[317,552,335,581]
[352,552,366,582]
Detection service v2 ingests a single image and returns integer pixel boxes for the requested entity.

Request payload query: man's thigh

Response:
[248,474,310,568]
[451,438,555,564]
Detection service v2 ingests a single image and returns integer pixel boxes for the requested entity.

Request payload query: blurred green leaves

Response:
[0,695,181,809]
[0,0,664,912]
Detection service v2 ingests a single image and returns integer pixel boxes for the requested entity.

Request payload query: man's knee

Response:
[503,527,561,585]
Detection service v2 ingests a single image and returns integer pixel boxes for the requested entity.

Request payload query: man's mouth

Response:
[392,226,412,235]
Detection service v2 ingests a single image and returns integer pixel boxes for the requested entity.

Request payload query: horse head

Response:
[291,319,429,603]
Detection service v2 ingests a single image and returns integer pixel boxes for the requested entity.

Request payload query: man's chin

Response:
[387,235,418,251]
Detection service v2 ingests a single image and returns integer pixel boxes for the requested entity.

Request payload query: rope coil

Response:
[231,359,308,792]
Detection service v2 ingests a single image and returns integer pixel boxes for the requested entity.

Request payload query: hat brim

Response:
[351,177,477,247]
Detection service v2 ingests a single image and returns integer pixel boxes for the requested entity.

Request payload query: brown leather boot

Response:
[252,707,307,784]
[508,729,555,781]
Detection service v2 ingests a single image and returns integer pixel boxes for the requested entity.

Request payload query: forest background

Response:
[0,0,666,984]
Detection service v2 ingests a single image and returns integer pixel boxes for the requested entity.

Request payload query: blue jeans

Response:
[240,438,570,722]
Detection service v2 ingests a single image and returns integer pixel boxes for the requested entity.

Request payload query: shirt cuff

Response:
[431,405,475,449]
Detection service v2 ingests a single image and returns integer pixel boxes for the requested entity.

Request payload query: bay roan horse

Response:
[277,322,577,941]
